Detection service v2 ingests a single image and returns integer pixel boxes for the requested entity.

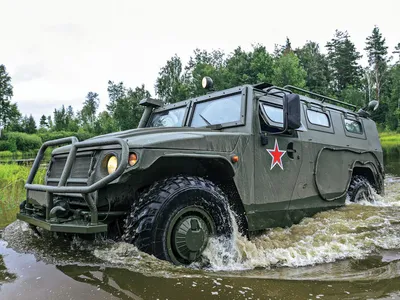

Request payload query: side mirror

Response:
[357,100,379,118]
[283,94,301,130]
[368,100,379,111]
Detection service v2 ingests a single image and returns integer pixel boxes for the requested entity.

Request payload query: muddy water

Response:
[1,153,400,300]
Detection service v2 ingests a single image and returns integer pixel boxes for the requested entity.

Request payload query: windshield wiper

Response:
[199,114,222,129]
[199,114,212,126]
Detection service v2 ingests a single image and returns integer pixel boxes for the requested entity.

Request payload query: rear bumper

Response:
[17,212,107,234]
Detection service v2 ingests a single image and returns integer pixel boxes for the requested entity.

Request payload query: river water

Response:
[1,150,399,300]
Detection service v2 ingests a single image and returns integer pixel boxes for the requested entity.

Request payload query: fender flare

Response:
[314,147,384,202]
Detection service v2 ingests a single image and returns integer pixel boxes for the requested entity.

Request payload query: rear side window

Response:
[306,110,330,127]
[344,119,363,134]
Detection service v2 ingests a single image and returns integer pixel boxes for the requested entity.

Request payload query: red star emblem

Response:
[267,139,286,170]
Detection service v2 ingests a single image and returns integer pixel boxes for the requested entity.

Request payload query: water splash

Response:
[202,177,400,270]
[2,177,400,274]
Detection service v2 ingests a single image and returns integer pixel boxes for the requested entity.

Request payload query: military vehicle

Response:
[17,77,384,265]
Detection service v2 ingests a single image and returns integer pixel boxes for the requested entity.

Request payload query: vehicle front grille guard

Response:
[25,137,129,225]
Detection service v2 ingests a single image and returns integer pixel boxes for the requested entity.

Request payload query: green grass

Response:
[379,132,400,149]
[0,164,45,228]
[0,150,40,158]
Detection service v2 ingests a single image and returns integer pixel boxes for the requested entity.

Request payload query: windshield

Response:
[147,107,186,127]
[146,93,243,128]
[190,93,242,127]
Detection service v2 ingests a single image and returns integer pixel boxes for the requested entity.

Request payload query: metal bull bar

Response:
[24,136,129,225]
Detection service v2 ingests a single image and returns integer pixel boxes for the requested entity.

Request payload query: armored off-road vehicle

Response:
[17,78,384,265]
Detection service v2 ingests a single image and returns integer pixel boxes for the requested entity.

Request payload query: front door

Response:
[252,99,303,229]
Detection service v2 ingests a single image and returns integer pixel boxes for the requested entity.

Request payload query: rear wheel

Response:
[347,175,375,202]
[123,176,232,265]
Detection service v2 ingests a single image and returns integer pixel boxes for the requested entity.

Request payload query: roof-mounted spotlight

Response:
[202,76,214,91]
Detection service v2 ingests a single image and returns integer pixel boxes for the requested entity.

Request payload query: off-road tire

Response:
[123,176,232,265]
[347,175,375,202]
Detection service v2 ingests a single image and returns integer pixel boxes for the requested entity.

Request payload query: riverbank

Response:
[0,165,45,228]
[380,132,400,148]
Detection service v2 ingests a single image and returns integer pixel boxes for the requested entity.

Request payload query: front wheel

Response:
[123,176,232,265]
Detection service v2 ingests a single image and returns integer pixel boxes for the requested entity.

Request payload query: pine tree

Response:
[107,80,126,114]
[0,64,21,128]
[364,26,390,101]
[81,92,99,126]
[25,115,37,134]
[326,30,362,94]
[39,115,48,128]
[393,42,400,63]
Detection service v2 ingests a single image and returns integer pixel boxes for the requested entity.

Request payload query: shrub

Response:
[4,132,42,152]
[38,131,95,143]
[0,151,14,157]
[0,141,11,151]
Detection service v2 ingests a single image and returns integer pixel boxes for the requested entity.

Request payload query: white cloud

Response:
[1,0,399,124]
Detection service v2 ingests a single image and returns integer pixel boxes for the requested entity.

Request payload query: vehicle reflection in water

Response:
[55,256,400,300]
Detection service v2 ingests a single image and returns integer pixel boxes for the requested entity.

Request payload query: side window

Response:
[344,119,363,134]
[259,102,293,135]
[306,110,330,127]
[263,104,283,124]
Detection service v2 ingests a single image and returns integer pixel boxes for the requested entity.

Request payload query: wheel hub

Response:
[172,216,209,261]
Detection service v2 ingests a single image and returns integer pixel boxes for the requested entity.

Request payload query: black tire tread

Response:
[347,175,374,202]
[123,175,230,256]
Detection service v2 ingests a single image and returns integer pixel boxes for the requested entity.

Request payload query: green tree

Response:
[385,64,400,130]
[340,85,366,107]
[21,114,37,134]
[94,111,116,135]
[107,80,126,113]
[155,55,190,103]
[364,26,390,101]
[113,84,151,130]
[53,105,68,131]
[47,115,53,129]
[326,30,363,93]
[0,65,21,128]
[273,51,306,87]
[184,48,226,95]
[223,45,274,87]
[394,42,400,63]
[39,115,48,129]
[81,92,99,126]
[295,41,331,94]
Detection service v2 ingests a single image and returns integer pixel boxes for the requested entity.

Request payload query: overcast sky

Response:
[1,0,399,124]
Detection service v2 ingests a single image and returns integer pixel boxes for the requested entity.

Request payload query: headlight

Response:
[107,155,118,174]
[129,153,138,166]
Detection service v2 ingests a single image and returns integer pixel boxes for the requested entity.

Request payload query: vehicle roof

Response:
[154,84,362,119]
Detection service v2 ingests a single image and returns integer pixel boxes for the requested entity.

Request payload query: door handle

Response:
[287,142,297,159]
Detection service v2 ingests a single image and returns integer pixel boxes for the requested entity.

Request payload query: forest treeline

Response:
[0,26,399,152]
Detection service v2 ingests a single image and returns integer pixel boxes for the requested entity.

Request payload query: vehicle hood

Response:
[53,127,243,154]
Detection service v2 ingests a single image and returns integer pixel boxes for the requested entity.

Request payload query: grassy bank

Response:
[0,164,45,228]
[379,132,400,149]
[0,150,38,159]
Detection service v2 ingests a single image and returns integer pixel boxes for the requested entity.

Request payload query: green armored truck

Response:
[17,78,384,265]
